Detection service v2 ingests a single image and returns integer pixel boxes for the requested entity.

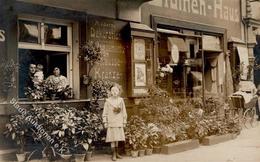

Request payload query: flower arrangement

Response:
[81,41,102,66]
[158,64,173,78]
[29,104,103,157]
[24,82,47,101]
[132,86,241,147]
[25,79,73,101]
[125,116,148,151]
[91,79,115,100]
[146,123,161,148]
[80,41,103,87]
[0,59,18,98]
[156,64,173,85]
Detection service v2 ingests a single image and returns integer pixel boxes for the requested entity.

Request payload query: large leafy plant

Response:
[4,114,30,153]
[125,116,148,150]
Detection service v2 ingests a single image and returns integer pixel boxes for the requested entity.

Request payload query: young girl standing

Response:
[102,85,127,161]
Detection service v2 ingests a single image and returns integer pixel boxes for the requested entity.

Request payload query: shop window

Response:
[18,18,72,99]
[158,33,203,98]
[44,23,68,46]
[19,20,40,44]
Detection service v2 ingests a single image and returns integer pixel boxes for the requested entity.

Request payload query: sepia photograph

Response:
[0,0,260,162]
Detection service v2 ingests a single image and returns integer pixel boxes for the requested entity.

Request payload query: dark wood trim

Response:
[151,15,226,35]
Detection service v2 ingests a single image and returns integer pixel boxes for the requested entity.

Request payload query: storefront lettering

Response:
[0,29,5,42]
[90,27,121,40]
[90,20,121,41]
[151,0,239,22]
[93,67,123,81]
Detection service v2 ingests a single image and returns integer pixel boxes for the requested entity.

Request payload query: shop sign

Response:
[149,0,239,23]
[86,16,127,95]
[0,29,5,42]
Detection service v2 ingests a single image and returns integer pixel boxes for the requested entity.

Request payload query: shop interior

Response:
[157,28,224,99]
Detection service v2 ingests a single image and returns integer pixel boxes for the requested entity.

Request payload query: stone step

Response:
[161,139,200,154]
[201,134,236,146]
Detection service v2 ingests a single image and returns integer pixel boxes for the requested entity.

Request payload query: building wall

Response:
[251,2,260,20]
[141,0,242,39]
[17,0,144,22]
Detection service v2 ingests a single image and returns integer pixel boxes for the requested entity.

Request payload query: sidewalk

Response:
[93,124,260,162]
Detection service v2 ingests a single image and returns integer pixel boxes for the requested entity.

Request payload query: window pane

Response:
[19,20,39,43]
[19,49,68,98]
[44,23,68,46]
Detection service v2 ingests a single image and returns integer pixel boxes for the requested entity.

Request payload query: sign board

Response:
[86,16,127,96]
[146,0,241,38]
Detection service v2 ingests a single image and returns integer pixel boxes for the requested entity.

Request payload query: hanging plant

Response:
[80,41,103,86]
[0,59,18,99]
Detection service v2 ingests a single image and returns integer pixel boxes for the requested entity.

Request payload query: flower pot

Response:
[50,94,56,100]
[138,150,145,157]
[74,153,85,162]
[130,150,138,158]
[60,154,72,161]
[153,146,161,154]
[42,95,47,101]
[16,153,26,162]
[145,148,153,155]
[28,96,34,101]
[125,149,131,156]
[85,151,93,161]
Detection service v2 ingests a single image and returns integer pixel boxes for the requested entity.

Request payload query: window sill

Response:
[0,98,129,105]
[0,99,92,105]
[17,99,92,105]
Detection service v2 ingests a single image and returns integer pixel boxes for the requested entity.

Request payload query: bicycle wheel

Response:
[243,108,252,129]
[250,108,258,128]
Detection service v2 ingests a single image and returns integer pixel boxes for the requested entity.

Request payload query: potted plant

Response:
[4,114,29,162]
[80,41,103,85]
[145,123,161,155]
[80,110,103,161]
[0,59,17,101]
[49,106,80,160]
[45,82,58,100]
[24,81,48,101]
[125,116,147,158]
[72,144,86,162]
[81,140,94,161]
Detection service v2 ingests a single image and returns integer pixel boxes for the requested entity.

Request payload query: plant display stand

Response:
[161,139,199,154]
[201,133,236,146]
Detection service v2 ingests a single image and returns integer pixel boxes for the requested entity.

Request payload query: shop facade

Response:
[0,0,248,153]
[141,0,243,103]
[0,0,155,150]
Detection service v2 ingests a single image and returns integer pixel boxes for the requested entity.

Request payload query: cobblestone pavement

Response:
[92,124,260,162]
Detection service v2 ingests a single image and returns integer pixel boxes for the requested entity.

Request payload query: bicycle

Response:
[229,95,258,129]
[242,97,258,128]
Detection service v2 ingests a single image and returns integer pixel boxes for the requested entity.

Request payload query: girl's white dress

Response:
[102,97,127,142]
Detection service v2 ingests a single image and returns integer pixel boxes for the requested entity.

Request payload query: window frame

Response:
[17,15,74,99]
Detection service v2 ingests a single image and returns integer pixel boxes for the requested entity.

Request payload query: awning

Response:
[236,46,249,80]
[191,71,202,81]
[168,37,187,52]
